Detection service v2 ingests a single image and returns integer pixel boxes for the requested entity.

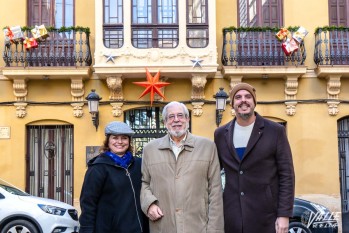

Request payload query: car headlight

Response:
[38,204,66,216]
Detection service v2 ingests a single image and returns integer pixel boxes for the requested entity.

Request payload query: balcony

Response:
[3,26,92,67]
[221,27,308,116]
[221,27,306,67]
[314,27,349,66]
[314,27,349,115]
[2,26,92,118]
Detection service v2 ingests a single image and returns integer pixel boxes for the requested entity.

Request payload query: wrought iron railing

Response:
[221,27,306,66]
[314,27,349,65]
[3,27,92,67]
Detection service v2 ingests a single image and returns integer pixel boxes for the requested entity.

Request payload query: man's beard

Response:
[234,102,254,120]
[168,123,189,138]
[237,112,253,120]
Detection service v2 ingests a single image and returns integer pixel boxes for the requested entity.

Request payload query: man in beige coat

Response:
[141,101,224,233]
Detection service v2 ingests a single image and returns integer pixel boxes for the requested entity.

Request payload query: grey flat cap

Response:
[105,121,135,136]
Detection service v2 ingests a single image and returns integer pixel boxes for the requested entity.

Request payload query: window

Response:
[131,0,178,48]
[329,0,349,26]
[28,0,74,27]
[104,0,124,48]
[238,0,283,27]
[187,0,208,48]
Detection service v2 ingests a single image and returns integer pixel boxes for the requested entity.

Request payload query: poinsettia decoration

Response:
[133,68,170,105]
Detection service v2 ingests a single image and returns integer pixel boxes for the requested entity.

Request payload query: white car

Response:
[0,178,79,233]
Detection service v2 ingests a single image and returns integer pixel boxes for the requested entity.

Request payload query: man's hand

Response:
[147,203,164,221]
[275,217,289,233]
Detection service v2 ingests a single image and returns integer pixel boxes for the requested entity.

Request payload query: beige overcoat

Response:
[141,132,224,233]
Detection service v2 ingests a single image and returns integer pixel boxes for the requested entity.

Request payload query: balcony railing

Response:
[3,27,92,67]
[314,27,349,65]
[221,27,306,66]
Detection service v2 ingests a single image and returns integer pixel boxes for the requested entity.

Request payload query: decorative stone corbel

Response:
[192,102,204,117]
[13,79,27,101]
[106,76,124,117]
[111,102,124,117]
[328,101,340,116]
[228,75,243,116]
[13,79,28,118]
[14,103,27,118]
[71,78,85,118]
[71,103,84,118]
[190,74,207,116]
[325,75,341,116]
[191,74,207,100]
[284,75,299,116]
[107,75,124,101]
[285,102,297,116]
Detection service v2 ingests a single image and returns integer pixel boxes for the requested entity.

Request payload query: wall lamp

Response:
[85,89,102,131]
[213,87,229,127]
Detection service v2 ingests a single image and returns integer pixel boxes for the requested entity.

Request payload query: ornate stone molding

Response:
[71,103,84,118]
[12,79,28,118]
[284,75,299,116]
[71,78,85,101]
[111,102,124,117]
[106,76,124,101]
[190,74,207,116]
[70,78,85,118]
[192,102,204,117]
[325,75,341,116]
[99,46,215,64]
[14,102,27,118]
[191,74,207,100]
[285,101,297,116]
[327,101,340,116]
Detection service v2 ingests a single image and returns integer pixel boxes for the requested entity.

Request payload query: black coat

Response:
[214,113,295,233]
[79,153,149,233]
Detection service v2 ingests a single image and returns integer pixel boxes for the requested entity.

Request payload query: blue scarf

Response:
[105,151,133,169]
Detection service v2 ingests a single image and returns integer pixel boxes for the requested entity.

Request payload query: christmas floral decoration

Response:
[23,37,38,50]
[133,69,171,106]
[222,26,301,33]
[31,25,49,41]
[4,26,24,43]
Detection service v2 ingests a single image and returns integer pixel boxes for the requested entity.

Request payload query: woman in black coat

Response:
[79,121,149,233]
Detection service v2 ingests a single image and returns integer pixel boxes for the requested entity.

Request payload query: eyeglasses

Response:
[167,113,186,122]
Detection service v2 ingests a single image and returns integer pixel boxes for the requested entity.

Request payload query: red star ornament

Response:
[133,69,171,105]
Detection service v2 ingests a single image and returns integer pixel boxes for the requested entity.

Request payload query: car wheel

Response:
[1,219,39,233]
[289,222,312,233]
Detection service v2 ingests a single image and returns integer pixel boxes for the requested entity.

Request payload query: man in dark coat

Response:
[214,83,295,233]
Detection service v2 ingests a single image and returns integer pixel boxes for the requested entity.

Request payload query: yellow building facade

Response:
[0,0,348,229]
